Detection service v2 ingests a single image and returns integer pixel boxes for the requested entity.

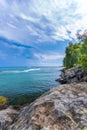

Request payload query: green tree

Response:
[63,29,87,72]
[78,38,87,71]
[63,43,81,69]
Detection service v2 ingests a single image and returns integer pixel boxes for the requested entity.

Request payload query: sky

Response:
[0,0,87,66]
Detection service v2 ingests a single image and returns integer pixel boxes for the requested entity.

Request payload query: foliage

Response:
[63,30,87,72]
[63,42,82,69]
[78,38,87,71]
[78,54,87,72]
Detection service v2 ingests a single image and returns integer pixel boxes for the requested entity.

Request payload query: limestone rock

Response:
[0,107,18,130]
[10,83,87,130]
[56,67,87,84]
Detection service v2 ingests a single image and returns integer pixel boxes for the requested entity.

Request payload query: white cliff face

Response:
[9,83,87,130]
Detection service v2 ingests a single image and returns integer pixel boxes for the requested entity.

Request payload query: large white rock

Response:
[9,83,87,130]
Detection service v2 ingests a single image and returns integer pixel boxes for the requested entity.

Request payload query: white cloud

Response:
[27,25,39,36]
[33,52,64,66]
[7,23,17,29]
[34,53,64,60]
[20,13,39,23]
[0,0,87,43]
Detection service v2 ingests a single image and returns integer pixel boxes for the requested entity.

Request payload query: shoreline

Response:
[9,82,87,130]
[0,67,87,130]
[56,67,87,84]
[0,66,60,107]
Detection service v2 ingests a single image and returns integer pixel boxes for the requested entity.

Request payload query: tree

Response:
[78,37,87,71]
[63,42,81,69]
[63,29,87,72]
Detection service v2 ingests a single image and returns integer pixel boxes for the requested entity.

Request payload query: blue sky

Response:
[0,0,87,66]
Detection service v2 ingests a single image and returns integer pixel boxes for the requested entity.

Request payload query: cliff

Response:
[9,83,87,130]
[56,67,87,84]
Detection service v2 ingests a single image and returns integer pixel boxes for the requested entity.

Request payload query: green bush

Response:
[63,31,87,72]
[78,54,87,72]
[63,43,82,69]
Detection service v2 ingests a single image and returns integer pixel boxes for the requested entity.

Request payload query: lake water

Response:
[0,66,61,105]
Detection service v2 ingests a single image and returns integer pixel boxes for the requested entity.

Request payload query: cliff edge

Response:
[56,67,87,84]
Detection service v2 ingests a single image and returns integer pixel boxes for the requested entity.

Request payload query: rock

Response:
[0,107,19,130]
[9,83,87,130]
[56,67,87,84]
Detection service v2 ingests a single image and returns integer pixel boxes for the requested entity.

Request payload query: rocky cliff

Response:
[9,83,87,130]
[56,67,87,84]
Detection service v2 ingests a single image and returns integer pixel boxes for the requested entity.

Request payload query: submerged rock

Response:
[56,67,87,84]
[0,96,8,110]
[9,83,87,130]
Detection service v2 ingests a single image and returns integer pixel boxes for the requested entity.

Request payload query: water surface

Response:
[0,66,61,105]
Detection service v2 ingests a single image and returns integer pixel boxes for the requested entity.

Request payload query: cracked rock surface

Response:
[9,83,87,130]
[0,107,18,130]
[56,67,87,84]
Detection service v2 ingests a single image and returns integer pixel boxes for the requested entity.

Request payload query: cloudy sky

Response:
[0,0,87,66]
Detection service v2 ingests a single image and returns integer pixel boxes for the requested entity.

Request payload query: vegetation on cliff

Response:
[63,30,87,72]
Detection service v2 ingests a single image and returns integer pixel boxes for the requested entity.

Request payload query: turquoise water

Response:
[0,66,61,105]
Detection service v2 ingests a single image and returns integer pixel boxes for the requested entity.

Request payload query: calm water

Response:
[0,66,61,105]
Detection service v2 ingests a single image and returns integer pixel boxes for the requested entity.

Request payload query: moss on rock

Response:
[0,96,8,109]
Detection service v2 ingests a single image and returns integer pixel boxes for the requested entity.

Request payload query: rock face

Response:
[0,107,18,130]
[56,67,87,84]
[10,83,87,130]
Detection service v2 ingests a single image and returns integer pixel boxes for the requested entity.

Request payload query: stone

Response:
[56,67,87,84]
[9,83,87,130]
[0,107,18,130]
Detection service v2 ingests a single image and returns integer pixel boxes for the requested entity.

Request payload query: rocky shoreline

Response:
[0,67,87,130]
[9,83,87,130]
[56,67,87,84]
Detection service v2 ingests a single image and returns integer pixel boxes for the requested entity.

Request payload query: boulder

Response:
[9,83,87,130]
[0,107,18,130]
